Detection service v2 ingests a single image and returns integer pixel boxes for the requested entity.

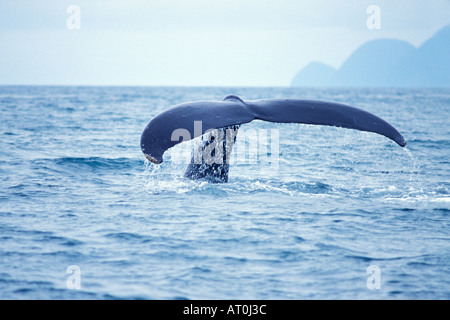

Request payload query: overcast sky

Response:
[1,0,449,86]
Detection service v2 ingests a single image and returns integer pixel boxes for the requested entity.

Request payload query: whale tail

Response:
[183,125,240,183]
[140,95,406,183]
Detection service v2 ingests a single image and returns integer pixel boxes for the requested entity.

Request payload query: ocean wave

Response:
[30,156,143,174]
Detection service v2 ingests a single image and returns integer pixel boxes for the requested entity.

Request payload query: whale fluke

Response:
[141,96,406,167]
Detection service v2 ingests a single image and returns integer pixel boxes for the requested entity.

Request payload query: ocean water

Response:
[0,86,449,300]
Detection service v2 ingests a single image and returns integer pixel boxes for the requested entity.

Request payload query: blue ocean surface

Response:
[0,86,449,299]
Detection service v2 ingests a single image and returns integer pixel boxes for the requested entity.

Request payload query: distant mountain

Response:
[328,39,416,86]
[392,25,450,87]
[291,25,450,87]
[291,62,336,87]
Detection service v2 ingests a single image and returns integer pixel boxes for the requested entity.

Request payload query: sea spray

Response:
[402,146,424,193]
